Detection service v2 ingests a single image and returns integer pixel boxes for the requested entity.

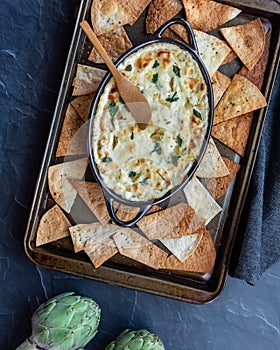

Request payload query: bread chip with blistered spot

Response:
[204,157,241,199]
[36,205,71,246]
[182,0,241,32]
[88,27,132,64]
[220,18,265,71]
[70,94,95,122]
[48,158,88,213]
[68,180,111,225]
[113,229,169,269]
[91,0,136,36]
[56,104,87,157]
[137,202,205,240]
[160,229,216,273]
[213,74,267,125]
[146,0,183,34]
[72,64,106,96]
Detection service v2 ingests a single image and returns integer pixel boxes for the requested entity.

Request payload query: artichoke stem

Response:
[15,338,38,350]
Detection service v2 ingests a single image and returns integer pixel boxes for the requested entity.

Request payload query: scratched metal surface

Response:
[0,0,280,349]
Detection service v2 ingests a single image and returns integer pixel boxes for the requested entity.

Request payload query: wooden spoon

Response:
[80,21,151,130]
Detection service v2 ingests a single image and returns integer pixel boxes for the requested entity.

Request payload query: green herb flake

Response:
[102,156,112,163]
[152,73,158,84]
[177,134,183,147]
[108,100,118,117]
[150,142,162,155]
[173,65,181,77]
[130,132,134,140]
[193,109,202,120]
[125,64,132,71]
[152,60,160,68]
[166,91,179,103]
[128,171,137,178]
[171,154,180,166]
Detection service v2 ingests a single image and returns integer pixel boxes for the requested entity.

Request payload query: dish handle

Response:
[104,197,152,227]
[154,18,198,53]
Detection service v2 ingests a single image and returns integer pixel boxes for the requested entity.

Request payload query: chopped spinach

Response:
[152,60,160,68]
[166,91,179,103]
[128,171,137,178]
[108,100,118,125]
[171,154,180,166]
[177,134,183,147]
[173,65,181,77]
[193,109,202,120]
[150,142,162,155]
[152,73,158,84]
[102,156,112,163]
[130,131,134,140]
[125,64,132,71]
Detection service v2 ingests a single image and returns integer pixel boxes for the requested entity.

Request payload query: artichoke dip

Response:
[92,42,209,201]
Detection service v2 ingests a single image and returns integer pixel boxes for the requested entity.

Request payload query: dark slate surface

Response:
[0,1,279,349]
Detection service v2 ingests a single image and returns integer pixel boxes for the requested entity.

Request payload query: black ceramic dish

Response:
[88,18,214,227]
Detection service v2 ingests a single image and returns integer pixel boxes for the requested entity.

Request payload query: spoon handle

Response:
[80,21,119,77]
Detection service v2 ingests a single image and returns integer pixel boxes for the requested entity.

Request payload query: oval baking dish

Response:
[88,18,214,227]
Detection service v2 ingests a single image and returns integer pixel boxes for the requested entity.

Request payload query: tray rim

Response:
[24,0,280,304]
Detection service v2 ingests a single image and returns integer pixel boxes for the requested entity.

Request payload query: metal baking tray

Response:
[24,0,280,303]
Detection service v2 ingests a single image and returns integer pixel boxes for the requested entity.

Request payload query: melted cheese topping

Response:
[92,42,209,201]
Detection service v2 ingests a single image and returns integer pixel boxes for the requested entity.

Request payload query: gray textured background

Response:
[0,1,279,349]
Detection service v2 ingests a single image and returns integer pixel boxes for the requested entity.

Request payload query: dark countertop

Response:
[0,1,279,349]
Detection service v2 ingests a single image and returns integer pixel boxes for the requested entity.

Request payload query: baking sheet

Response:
[24,0,280,303]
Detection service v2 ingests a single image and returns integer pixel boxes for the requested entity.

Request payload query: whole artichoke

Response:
[16,292,101,350]
[105,329,165,350]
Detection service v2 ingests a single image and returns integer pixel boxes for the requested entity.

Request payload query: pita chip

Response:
[72,64,106,96]
[204,157,241,199]
[171,26,231,77]
[88,27,132,64]
[69,223,118,267]
[160,233,203,262]
[113,229,168,269]
[115,204,140,222]
[48,158,88,213]
[56,104,87,157]
[36,205,71,246]
[220,18,265,71]
[184,176,222,225]
[137,202,205,240]
[195,138,229,178]
[214,74,267,125]
[69,180,111,225]
[146,0,183,34]
[70,94,95,122]
[211,71,231,107]
[91,0,136,36]
[160,229,216,273]
[211,112,253,157]
[221,48,237,65]
[182,0,241,32]
[122,0,153,25]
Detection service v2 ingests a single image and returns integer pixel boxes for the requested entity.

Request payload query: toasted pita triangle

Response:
[88,27,132,64]
[146,0,183,34]
[220,18,265,71]
[221,48,237,65]
[184,176,222,225]
[211,71,231,107]
[171,25,231,77]
[68,180,111,225]
[122,0,153,25]
[204,157,241,199]
[211,112,253,157]
[70,94,95,122]
[56,104,87,157]
[160,233,203,262]
[115,204,140,222]
[91,0,136,36]
[69,222,119,252]
[69,222,118,267]
[195,138,229,178]
[72,64,106,96]
[113,230,168,269]
[182,0,241,32]
[137,202,205,240]
[48,158,88,213]
[36,205,71,246]
[214,74,267,125]
[238,29,272,90]
[160,229,216,273]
